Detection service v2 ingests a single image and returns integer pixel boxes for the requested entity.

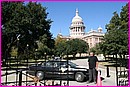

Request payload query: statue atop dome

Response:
[76,8,79,16]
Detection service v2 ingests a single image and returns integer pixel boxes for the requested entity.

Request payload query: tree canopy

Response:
[55,38,89,58]
[54,36,67,57]
[100,3,128,56]
[66,39,89,57]
[2,2,54,60]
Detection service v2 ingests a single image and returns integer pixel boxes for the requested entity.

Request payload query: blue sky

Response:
[40,2,127,37]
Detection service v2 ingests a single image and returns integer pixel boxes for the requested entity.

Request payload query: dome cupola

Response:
[70,9,85,38]
[98,26,102,32]
[72,9,83,22]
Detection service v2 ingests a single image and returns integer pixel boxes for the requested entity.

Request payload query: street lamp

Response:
[115,54,118,86]
[16,34,20,86]
[26,44,29,86]
[44,52,47,86]
[35,49,38,64]
[26,44,29,64]
[59,55,62,86]
[35,49,38,59]
[52,55,54,60]
[34,49,38,86]
[51,55,56,86]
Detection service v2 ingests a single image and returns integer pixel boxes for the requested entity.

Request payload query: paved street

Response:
[1,59,117,86]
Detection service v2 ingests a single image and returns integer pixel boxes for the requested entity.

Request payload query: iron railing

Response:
[1,55,70,86]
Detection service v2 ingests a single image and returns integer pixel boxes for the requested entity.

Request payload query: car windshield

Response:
[41,61,58,67]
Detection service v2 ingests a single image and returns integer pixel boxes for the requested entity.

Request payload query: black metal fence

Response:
[105,55,129,86]
[118,70,128,86]
[116,57,129,86]
[1,54,70,86]
[1,45,129,86]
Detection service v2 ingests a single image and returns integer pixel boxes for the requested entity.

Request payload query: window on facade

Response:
[95,38,98,42]
[90,43,92,47]
[99,38,102,42]
[90,38,92,42]
[86,39,88,42]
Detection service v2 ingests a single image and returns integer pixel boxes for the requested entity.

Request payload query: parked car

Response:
[27,59,97,82]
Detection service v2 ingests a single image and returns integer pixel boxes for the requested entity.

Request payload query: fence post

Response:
[106,65,110,77]
[115,54,118,86]
[52,80,54,86]
[19,70,22,86]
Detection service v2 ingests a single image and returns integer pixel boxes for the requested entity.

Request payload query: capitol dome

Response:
[72,9,83,22]
[70,9,85,27]
[70,9,85,38]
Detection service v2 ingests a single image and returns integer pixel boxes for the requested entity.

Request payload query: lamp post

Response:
[26,44,29,86]
[16,35,20,86]
[115,54,118,86]
[35,49,38,86]
[44,52,47,65]
[44,52,47,86]
[60,55,62,86]
[67,54,69,86]
[51,55,55,86]
[35,49,38,58]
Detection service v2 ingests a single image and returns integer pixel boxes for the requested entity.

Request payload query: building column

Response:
[80,27,81,32]
[81,27,83,32]
[98,37,100,42]
[92,36,94,47]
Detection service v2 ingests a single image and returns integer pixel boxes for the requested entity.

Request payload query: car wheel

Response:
[36,71,44,80]
[75,72,85,82]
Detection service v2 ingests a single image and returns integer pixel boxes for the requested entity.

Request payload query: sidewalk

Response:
[72,59,117,86]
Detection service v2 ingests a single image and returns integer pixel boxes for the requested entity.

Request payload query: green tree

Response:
[102,3,128,57]
[38,34,55,56]
[90,43,102,55]
[119,3,128,55]
[2,2,54,61]
[54,38,89,58]
[77,39,89,56]
[54,36,67,57]
[65,39,89,58]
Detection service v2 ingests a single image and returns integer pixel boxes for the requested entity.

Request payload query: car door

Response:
[43,61,59,78]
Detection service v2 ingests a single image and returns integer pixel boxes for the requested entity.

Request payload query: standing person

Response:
[87,52,98,84]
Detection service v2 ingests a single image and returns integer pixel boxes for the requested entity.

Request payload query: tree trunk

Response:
[119,54,122,59]
[103,53,106,60]
[73,54,76,59]
[80,53,81,57]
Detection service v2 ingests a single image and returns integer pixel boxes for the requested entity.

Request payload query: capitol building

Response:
[57,9,104,48]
